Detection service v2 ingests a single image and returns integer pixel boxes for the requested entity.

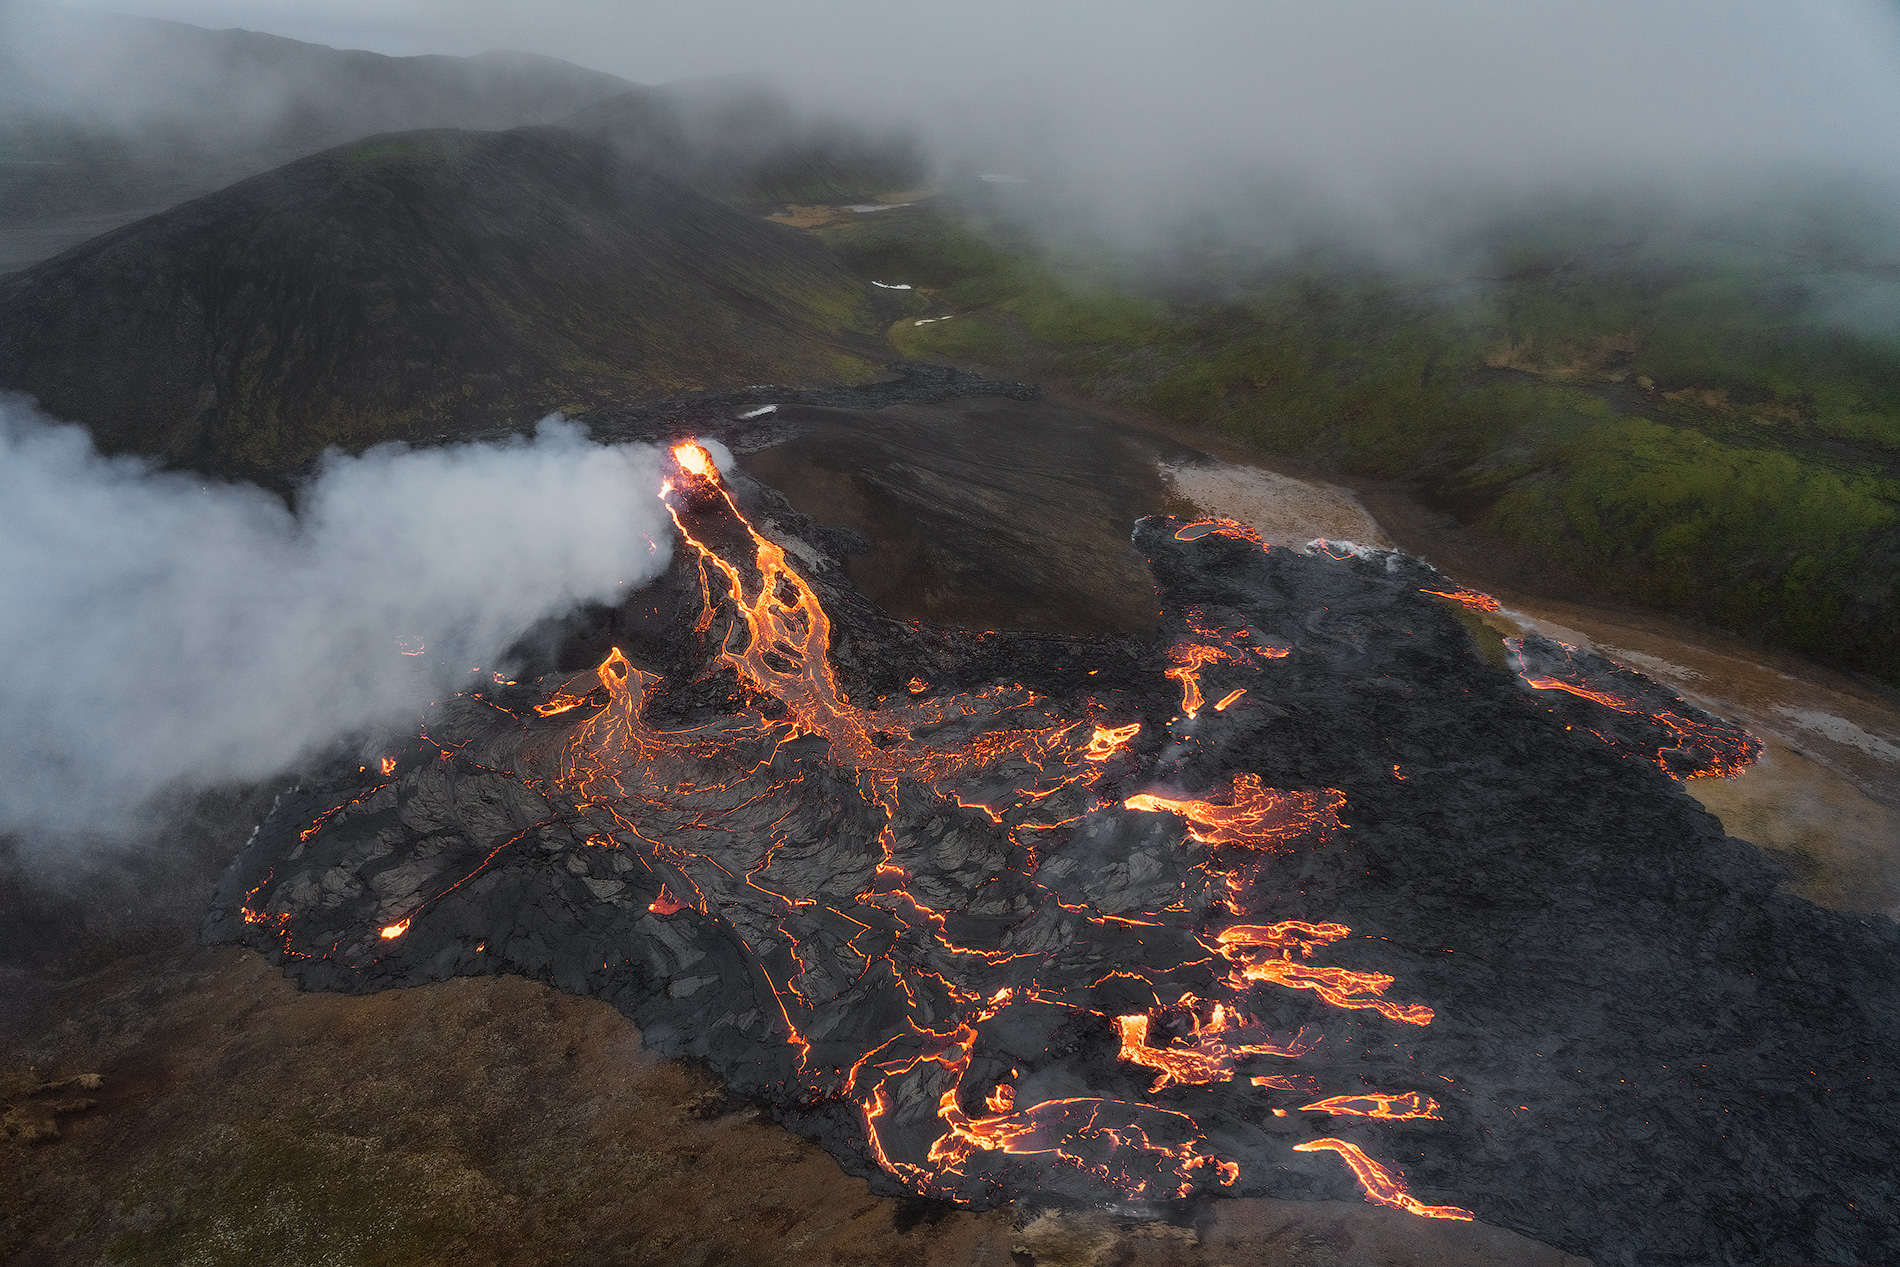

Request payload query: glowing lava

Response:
[1126,773,1344,852]
[1163,607,1292,719]
[1419,586,1501,613]
[1507,637,1762,780]
[1293,1139,1473,1220]
[243,439,1471,1219]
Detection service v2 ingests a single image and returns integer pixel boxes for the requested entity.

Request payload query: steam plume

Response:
[0,397,671,847]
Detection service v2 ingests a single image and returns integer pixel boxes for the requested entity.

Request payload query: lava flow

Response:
[1507,635,1762,779]
[221,440,1483,1220]
[208,437,1900,1264]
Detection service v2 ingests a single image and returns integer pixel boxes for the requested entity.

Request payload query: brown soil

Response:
[2,948,1589,1266]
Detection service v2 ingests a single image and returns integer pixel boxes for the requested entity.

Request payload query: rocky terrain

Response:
[205,451,1900,1266]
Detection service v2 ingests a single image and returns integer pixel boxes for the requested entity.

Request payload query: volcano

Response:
[0,128,884,480]
[207,443,1900,1266]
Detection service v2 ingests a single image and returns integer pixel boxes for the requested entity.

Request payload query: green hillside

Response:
[825,200,1900,683]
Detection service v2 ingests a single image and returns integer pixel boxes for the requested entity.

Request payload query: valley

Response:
[1,12,1897,1265]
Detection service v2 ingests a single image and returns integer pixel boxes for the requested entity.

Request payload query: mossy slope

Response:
[830,204,1900,683]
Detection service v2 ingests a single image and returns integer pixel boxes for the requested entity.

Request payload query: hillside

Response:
[0,6,632,270]
[563,78,924,209]
[0,127,885,478]
[825,200,1900,685]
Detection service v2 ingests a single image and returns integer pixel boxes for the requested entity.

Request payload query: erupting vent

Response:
[206,440,1896,1267]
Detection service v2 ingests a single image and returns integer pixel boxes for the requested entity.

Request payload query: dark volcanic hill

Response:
[0,127,886,478]
[564,77,925,209]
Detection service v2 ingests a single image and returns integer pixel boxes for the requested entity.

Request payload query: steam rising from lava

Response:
[0,398,673,848]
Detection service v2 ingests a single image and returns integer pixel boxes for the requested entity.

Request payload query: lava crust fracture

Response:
[208,444,1900,1267]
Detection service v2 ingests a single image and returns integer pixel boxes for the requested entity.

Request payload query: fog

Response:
[10,0,1900,248]
[0,399,672,850]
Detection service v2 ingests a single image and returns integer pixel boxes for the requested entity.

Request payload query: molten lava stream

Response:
[1293,1139,1472,1220]
[1506,637,1762,779]
[520,441,1471,1214]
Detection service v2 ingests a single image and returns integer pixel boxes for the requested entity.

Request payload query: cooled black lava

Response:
[208,445,1900,1267]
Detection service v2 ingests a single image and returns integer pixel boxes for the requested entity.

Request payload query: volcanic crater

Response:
[207,443,1900,1267]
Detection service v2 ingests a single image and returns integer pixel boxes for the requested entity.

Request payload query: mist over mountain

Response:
[0,126,884,478]
[0,3,631,269]
[565,77,924,210]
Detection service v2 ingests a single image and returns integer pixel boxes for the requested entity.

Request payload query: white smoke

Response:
[0,397,673,845]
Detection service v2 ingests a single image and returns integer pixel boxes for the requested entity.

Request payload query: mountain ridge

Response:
[0,4,634,270]
[0,126,886,479]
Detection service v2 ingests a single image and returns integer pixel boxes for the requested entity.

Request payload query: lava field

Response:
[208,443,1900,1267]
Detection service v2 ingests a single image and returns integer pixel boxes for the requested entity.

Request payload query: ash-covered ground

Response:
[207,460,1900,1267]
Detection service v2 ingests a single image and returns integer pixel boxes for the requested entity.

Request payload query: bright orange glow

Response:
[408,445,1466,1210]
[1126,773,1344,852]
[1293,1138,1473,1220]
[534,686,594,717]
[1115,1002,1312,1091]
[379,756,397,776]
[1299,1091,1442,1120]
[858,1023,1240,1201]
[1163,607,1291,717]
[1173,518,1264,547]
[1214,923,1435,1026]
[379,918,410,940]
[671,440,718,479]
[1083,722,1141,762]
[1419,586,1501,613]
[1509,639,1762,779]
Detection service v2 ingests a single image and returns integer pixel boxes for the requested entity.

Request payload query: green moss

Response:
[833,204,1900,682]
[1482,420,1899,660]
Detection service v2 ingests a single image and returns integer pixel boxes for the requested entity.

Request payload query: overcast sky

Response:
[7,1,1896,258]
[46,2,1900,199]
